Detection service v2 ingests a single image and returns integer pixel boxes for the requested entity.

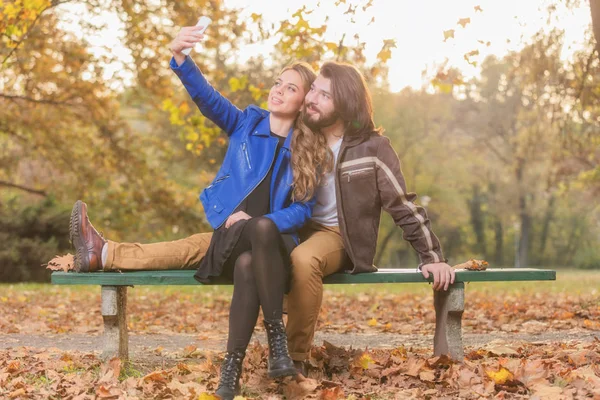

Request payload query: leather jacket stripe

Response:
[340,156,441,264]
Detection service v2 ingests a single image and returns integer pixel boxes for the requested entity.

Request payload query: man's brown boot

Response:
[69,200,106,272]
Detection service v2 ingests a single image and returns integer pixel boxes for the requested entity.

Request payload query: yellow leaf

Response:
[198,393,219,400]
[1,297,7,302]
[486,367,514,384]
[359,354,373,369]
[474,5,483,12]
[443,29,455,41]
[250,13,261,22]
[377,48,392,63]
[367,318,377,327]
[325,42,338,52]
[228,77,241,92]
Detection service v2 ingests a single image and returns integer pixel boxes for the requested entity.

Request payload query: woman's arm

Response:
[264,196,317,234]
[169,27,245,135]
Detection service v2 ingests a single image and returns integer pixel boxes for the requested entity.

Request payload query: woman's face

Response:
[267,69,306,118]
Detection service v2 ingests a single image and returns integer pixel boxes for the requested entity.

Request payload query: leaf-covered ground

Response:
[1,270,599,399]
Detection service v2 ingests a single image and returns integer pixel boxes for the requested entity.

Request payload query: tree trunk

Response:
[538,194,556,259]
[518,195,531,268]
[591,0,600,54]
[468,184,486,257]
[515,159,530,268]
[494,218,504,266]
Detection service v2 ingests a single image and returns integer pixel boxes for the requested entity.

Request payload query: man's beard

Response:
[303,106,338,130]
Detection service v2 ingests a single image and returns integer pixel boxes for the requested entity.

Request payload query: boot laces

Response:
[218,352,243,390]
[266,320,289,358]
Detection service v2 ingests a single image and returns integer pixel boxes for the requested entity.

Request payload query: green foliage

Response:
[0,197,70,282]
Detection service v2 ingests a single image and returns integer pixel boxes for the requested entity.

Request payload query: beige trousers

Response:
[286,221,349,361]
[104,233,213,271]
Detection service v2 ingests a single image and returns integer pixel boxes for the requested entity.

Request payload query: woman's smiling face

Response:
[267,69,306,118]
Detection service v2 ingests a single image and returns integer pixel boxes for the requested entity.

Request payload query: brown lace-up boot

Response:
[69,200,106,272]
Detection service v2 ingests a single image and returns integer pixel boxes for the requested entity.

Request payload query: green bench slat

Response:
[51,268,556,286]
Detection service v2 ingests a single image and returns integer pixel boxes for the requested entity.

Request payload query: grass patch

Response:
[119,361,145,381]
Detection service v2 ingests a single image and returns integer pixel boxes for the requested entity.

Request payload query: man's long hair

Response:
[286,62,333,201]
[320,61,383,136]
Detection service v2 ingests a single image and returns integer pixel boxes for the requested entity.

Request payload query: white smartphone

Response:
[182,16,212,55]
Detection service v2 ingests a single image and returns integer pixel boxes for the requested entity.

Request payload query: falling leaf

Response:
[457,17,471,28]
[474,5,483,12]
[443,30,455,41]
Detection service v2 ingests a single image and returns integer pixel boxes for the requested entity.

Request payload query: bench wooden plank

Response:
[51,268,556,286]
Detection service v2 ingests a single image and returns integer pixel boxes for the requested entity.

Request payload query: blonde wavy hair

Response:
[282,62,333,202]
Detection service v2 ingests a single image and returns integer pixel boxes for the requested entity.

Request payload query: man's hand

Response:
[421,262,455,291]
[225,211,252,228]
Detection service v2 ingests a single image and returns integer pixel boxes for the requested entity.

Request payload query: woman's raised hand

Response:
[169,26,205,64]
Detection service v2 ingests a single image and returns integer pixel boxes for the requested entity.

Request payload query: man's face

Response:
[303,74,338,129]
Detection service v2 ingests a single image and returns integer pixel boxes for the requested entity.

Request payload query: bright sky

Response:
[60,0,592,92]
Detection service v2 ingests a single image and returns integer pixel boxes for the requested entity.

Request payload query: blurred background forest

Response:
[1,0,599,282]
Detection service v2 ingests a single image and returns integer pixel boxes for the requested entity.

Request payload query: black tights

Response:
[224,217,290,353]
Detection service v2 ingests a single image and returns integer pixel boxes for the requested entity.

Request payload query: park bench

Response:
[51,268,555,361]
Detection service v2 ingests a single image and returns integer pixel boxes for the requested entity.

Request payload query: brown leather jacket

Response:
[335,132,445,273]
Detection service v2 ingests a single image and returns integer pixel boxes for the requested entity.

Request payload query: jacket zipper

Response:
[341,166,374,182]
[242,142,252,170]
[217,137,278,228]
[206,174,230,189]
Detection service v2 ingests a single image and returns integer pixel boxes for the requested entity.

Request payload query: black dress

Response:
[194,132,296,283]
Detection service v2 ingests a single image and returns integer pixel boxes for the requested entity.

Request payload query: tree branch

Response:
[591,0,600,54]
[1,0,73,66]
[0,180,47,196]
[0,94,77,107]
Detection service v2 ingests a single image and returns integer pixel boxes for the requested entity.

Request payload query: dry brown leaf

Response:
[283,377,319,400]
[454,259,489,271]
[405,357,426,377]
[8,388,26,399]
[45,253,75,271]
[319,386,345,399]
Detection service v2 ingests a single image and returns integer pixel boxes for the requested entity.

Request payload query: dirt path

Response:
[2,329,598,363]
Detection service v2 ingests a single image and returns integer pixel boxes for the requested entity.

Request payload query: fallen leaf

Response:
[486,366,514,384]
[319,386,345,399]
[283,378,319,400]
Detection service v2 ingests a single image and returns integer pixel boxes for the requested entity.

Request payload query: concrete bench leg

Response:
[101,286,128,360]
[433,282,464,360]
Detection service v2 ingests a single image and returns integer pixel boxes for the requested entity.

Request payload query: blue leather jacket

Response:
[170,56,315,239]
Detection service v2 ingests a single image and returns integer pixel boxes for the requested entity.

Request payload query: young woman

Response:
[69,26,330,400]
